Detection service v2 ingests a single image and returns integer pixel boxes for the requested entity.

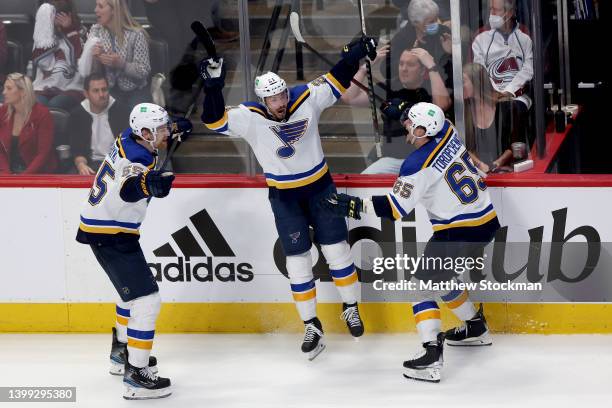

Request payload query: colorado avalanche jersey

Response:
[205,72,346,198]
[472,24,533,97]
[382,120,496,232]
[77,129,157,243]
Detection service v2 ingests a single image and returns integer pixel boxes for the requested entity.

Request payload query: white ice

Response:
[0,333,610,408]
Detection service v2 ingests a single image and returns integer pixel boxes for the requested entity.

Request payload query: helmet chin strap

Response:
[406,127,428,145]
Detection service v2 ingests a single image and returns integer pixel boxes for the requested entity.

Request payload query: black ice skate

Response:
[445,304,492,346]
[301,317,325,361]
[109,327,158,375]
[403,332,444,383]
[123,361,171,400]
[340,302,364,338]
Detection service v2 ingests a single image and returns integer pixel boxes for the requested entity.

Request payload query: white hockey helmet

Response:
[254,72,287,100]
[130,103,170,145]
[404,102,445,137]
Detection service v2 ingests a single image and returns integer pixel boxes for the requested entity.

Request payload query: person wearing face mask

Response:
[472,0,533,110]
[320,102,499,383]
[388,0,453,92]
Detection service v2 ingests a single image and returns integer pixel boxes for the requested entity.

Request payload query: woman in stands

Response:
[463,63,525,173]
[0,73,57,174]
[32,0,87,112]
[87,0,151,109]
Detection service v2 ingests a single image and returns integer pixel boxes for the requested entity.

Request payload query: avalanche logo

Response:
[270,118,309,159]
[488,49,523,89]
[148,209,254,283]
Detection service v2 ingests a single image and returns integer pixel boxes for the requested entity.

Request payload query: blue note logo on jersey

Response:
[270,119,310,159]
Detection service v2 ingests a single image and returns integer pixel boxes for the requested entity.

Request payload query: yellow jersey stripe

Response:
[266,164,329,189]
[117,137,127,159]
[444,290,469,309]
[325,72,347,93]
[422,124,453,169]
[414,309,441,324]
[204,111,229,129]
[128,338,153,350]
[289,89,311,113]
[248,106,267,117]
[332,272,358,287]
[386,195,402,220]
[116,316,129,326]
[79,223,140,235]
[432,210,497,232]
[293,288,316,302]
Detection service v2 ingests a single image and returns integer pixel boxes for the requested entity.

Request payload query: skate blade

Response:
[110,361,159,376]
[307,342,326,361]
[123,385,172,400]
[446,332,493,347]
[402,366,441,383]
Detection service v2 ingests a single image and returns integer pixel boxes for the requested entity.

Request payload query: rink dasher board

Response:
[0,186,611,333]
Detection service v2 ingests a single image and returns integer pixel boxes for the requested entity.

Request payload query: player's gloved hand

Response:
[143,170,175,198]
[321,193,363,220]
[199,57,226,89]
[381,98,411,121]
[341,36,378,65]
[169,116,193,142]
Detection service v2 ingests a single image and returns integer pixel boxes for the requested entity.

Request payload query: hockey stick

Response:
[289,12,385,104]
[158,21,217,172]
[356,0,383,158]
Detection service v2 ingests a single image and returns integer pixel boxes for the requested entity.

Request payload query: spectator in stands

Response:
[342,46,451,174]
[0,73,58,174]
[463,63,525,173]
[83,0,151,109]
[388,0,453,91]
[68,73,129,175]
[0,21,7,89]
[32,1,87,111]
[472,0,533,109]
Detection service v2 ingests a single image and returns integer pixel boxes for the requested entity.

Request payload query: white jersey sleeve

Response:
[306,72,347,113]
[386,169,432,220]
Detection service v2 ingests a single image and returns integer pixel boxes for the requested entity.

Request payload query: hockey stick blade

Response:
[289,12,305,43]
[191,21,217,59]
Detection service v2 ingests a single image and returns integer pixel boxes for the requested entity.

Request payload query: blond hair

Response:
[3,73,36,124]
[103,0,147,46]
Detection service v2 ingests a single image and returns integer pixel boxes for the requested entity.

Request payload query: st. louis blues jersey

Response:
[204,72,347,199]
[76,129,157,244]
[373,120,497,232]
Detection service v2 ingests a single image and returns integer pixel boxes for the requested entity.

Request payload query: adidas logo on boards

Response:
[148,209,254,283]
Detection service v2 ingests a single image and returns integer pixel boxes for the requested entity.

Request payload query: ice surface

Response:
[0,333,610,407]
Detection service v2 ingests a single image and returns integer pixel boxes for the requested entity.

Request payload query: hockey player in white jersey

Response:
[321,102,500,382]
[76,102,192,399]
[200,36,378,360]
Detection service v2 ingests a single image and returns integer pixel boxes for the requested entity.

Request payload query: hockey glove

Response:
[142,170,175,198]
[199,57,226,89]
[321,193,363,220]
[341,36,378,65]
[381,98,412,121]
[169,116,193,142]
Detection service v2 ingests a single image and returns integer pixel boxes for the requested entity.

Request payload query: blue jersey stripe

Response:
[264,159,326,181]
[80,216,141,229]
[412,302,440,314]
[430,204,495,225]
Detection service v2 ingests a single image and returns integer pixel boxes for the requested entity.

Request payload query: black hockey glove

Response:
[341,36,378,65]
[381,98,412,121]
[321,193,363,220]
[142,170,175,198]
[199,57,226,89]
[169,116,193,142]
